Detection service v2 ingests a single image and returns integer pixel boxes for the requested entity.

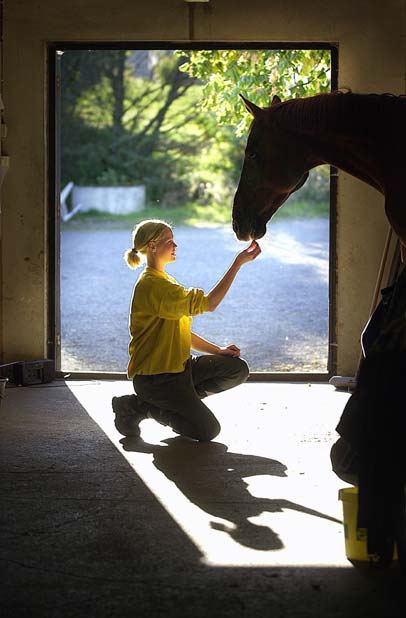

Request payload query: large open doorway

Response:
[49,43,337,378]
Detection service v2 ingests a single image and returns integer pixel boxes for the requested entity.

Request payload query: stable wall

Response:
[0,5,3,366]
[2,0,406,375]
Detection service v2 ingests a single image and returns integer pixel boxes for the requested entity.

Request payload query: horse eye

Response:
[247,152,257,161]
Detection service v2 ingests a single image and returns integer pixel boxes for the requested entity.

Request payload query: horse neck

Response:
[276,94,385,193]
[307,130,384,193]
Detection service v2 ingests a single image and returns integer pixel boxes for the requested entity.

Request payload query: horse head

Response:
[232,94,310,241]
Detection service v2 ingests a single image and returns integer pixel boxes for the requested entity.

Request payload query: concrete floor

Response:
[1,380,404,617]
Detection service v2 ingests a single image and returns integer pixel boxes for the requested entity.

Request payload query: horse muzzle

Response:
[232,217,266,241]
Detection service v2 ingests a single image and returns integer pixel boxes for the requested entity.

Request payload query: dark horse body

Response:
[233,92,406,566]
[232,92,406,256]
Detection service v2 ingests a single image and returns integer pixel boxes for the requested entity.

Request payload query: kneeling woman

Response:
[113,219,261,441]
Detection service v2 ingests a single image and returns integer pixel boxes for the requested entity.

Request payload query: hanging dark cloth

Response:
[335,265,406,568]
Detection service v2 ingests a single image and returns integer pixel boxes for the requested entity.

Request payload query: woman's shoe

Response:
[112,395,145,437]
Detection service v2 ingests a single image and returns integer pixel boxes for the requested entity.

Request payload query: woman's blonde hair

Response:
[124,219,172,269]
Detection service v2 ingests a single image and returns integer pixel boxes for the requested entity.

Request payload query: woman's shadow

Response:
[121,435,341,552]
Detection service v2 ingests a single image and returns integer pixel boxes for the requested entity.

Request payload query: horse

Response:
[232,91,406,260]
[232,91,406,566]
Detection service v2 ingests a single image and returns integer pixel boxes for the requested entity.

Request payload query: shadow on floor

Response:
[122,436,341,552]
[1,383,404,618]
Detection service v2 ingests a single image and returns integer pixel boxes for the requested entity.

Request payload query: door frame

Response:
[47,41,338,381]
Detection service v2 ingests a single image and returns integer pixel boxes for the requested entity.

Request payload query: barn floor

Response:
[1,379,404,617]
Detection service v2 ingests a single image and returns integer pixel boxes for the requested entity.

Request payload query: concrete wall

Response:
[1,0,406,374]
[72,186,146,215]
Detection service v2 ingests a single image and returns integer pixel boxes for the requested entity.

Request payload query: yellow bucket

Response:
[338,486,398,561]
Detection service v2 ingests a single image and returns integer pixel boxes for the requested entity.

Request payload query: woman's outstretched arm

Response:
[206,240,261,312]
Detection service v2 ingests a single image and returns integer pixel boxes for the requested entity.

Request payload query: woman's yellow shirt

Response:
[127,266,209,377]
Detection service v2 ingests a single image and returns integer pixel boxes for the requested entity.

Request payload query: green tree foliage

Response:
[177,48,331,135]
[61,48,330,210]
[61,50,204,200]
[177,48,331,212]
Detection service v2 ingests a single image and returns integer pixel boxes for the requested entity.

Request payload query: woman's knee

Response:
[230,356,250,384]
[197,418,221,442]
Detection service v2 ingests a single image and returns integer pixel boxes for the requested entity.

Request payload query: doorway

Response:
[49,43,337,378]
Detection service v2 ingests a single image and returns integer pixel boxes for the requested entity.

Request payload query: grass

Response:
[273,199,329,220]
[62,199,329,229]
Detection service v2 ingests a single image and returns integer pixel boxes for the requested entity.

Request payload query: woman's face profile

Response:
[155,229,177,265]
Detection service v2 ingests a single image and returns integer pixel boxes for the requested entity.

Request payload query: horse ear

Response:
[271,95,282,105]
[239,94,263,118]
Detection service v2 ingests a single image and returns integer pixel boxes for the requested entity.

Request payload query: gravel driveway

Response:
[61,218,329,373]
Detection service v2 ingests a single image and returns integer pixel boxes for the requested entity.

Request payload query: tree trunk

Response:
[110,51,126,134]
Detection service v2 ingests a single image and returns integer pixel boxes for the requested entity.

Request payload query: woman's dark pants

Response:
[133,355,249,442]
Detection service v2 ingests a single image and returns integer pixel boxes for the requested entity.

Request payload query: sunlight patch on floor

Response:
[68,380,353,568]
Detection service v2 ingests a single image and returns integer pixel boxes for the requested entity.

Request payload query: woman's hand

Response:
[235,240,261,267]
[219,344,241,357]
[206,240,261,312]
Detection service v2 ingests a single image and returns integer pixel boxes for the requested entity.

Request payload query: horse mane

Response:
[271,90,406,137]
